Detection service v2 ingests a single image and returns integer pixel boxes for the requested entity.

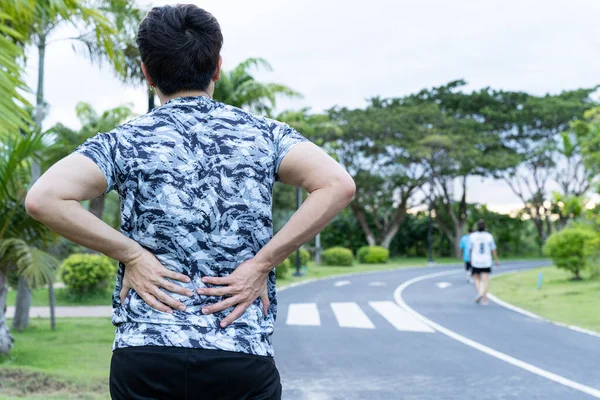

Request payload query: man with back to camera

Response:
[469,219,500,306]
[459,227,473,283]
[25,4,356,399]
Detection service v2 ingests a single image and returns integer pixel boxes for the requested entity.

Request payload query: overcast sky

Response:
[23,0,600,213]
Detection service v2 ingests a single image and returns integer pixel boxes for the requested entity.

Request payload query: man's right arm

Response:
[253,142,356,270]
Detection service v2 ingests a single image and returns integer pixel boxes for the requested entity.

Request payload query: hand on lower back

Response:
[197,259,270,328]
[120,246,193,313]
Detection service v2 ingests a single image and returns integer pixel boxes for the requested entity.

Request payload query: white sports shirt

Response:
[469,231,496,268]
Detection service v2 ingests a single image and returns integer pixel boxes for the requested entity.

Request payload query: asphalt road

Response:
[273,260,600,400]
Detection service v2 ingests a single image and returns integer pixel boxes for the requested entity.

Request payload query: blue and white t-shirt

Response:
[74,96,308,357]
[469,231,496,268]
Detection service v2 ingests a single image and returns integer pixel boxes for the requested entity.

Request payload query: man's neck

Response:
[158,89,212,106]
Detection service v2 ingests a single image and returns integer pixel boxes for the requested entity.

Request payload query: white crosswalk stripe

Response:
[285,301,435,333]
[286,303,321,326]
[369,301,435,333]
[331,302,375,329]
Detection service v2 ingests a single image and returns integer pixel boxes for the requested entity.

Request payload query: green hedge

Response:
[275,258,291,279]
[357,246,390,264]
[61,254,116,295]
[544,228,599,279]
[322,247,354,267]
[289,248,311,267]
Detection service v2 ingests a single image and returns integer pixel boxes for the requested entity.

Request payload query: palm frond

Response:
[0,238,57,287]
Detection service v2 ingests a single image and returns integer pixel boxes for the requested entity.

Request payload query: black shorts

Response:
[465,262,471,271]
[471,267,491,275]
[110,346,282,400]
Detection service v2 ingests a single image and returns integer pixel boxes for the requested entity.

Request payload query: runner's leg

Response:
[481,272,490,303]
[472,271,482,302]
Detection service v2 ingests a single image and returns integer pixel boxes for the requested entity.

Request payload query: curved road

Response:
[274,261,600,400]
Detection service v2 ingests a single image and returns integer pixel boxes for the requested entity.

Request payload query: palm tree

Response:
[0,129,59,354]
[213,58,301,116]
[0,1,34,136]
[9,0,139,331]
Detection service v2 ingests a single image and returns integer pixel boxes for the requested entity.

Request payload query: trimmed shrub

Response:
[322,247,354,267]
[288,248,311,267]
[544,228,599,279]
[357,246,390,264]
[275,258,291,279]
[61,254,116,295]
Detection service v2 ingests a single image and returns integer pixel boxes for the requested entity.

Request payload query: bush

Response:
[275,258,291,279]
[544,228,599,279]
[322,247,354,267]
[357,246,390,264]
[288,248,311,267]
[61,254,116,295]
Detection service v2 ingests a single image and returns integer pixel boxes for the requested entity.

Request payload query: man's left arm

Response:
[26,154,193,313]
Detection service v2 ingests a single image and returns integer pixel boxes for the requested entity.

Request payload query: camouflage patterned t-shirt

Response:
[74,96,307,357]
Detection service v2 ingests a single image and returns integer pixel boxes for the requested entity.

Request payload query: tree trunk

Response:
[0,271,14,354]
[12,277,31,332]
[350,202,377,246]
[532,216,545,253]
[380,208,407,250]
[454,221,465,259]
[49,279,56,330]
[16,33,48,331]
[88,196,105,220]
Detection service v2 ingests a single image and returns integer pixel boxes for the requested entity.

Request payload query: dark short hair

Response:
[477,219,486,232]
[137,5,223,95]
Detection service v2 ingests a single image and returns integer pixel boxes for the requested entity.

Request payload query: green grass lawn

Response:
[6,288,113,308]
[492,266,600,333]
[0,318,113,399]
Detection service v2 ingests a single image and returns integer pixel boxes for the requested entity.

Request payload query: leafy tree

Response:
[7,0,137,332]
[544,227,599,280]
[213,58,301,116]
[328,99,430,249]
[0,1,32,136]
[497,89,598,246]
[571,107,600,186]
[0,130,59,353]
[407,81,518,257]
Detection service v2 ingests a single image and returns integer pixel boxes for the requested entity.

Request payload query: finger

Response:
[140,292,173,314]
[197,286,236,297]
[220,302,251,328]
[163,269,191,283]
[161,279,194,297]
[202,296,239,315]
[153,288,187,312]
[201,276,232,286]
[260,292,270,317]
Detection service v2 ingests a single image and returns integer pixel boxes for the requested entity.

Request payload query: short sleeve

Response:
[272,121,309,180]
[73,131,118,194]
[489,235,497,251]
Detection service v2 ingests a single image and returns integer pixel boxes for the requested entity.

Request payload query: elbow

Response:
[25,187,48,221]
[336,173,356,205]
